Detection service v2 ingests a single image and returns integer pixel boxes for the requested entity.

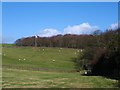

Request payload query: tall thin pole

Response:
[35,35,37,47]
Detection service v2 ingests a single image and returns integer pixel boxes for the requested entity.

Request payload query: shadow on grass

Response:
[81,71,120,88]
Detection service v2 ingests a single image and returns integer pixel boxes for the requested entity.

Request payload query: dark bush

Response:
[72,28,120,80]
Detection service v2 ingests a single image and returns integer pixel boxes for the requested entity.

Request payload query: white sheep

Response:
[60,48,62,49]
[59,50,61,52]
[52,59,55,62]
[85,71,87,75]
[81,49,83,52]
[74,52,77,55]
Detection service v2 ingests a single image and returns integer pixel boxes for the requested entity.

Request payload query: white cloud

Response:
[63,23,99,35]
[38,23,99,37]
[109,23,118,30]
[39,28,61,37]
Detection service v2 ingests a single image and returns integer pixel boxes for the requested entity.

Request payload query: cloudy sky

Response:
[2,2,118,43]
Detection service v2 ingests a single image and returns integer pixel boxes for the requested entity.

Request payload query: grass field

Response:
[3,68,117,88]
[2,47,79,71]
[2,44,15,47]
[2,46,118,88]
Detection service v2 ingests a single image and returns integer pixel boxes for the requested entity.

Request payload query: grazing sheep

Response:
[43,49,45,51]
[59,50,61,52]
[52,59,55,62]
[77,50,79,52]
[74,52,77,55]
[81,49,83,52]
[84,71,87,75]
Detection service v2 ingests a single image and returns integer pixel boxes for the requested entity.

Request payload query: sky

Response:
[2,2,118,43]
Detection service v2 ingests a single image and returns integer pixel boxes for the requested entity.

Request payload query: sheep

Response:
[58,50,61,52]
[84,71,87,75]
[42,49,45,51]
[60,48,62,49]
[52,59,55,62]
[81,49,83,52]
[74,52,77,55]
[77,50,80,52]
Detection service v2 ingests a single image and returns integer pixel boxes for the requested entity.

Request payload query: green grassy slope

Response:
[2,47,79,71]
[2,46,118,88]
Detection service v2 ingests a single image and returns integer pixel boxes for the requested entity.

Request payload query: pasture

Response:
[2,47,78,71]
[2,46,118,88]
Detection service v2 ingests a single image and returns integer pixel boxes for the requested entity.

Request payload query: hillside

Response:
[2,46,117,88]
[2,46,79,72]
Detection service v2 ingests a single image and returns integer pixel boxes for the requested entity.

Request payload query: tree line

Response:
[15,30,103,49]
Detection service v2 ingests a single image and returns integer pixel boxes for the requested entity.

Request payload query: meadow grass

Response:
[2,68,117,88]
[2,44,15,47]
[2,46,118,88]
[2,47,78,71]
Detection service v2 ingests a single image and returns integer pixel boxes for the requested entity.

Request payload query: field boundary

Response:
[2,64,76,73]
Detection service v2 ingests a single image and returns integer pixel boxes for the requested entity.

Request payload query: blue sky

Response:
[2,2,118,43]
